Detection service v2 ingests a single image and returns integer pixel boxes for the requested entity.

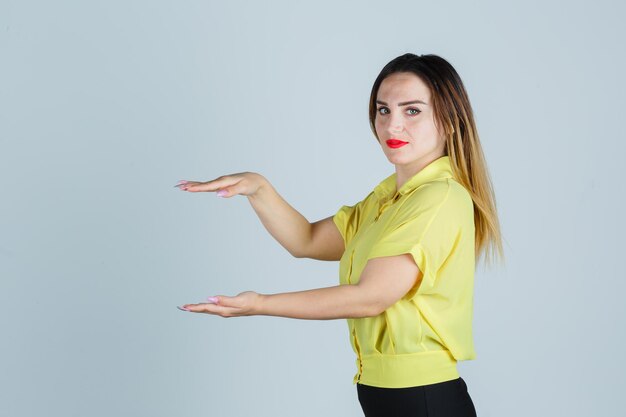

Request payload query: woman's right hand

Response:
[175,171,267,198]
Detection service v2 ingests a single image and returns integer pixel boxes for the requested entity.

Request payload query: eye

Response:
[407,108,421,115]
[377,106,389,115]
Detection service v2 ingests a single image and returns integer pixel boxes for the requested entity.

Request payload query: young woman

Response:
[177,53,504,417]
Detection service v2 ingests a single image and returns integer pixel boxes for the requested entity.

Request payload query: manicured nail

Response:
[177,306,190,311]
[207,296,218,303]
[216,190,227,197]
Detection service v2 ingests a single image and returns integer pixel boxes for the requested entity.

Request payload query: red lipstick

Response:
[386,139,409,148]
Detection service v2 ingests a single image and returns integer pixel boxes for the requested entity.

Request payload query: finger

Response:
[207,295,238,306]
[174,180,205,191]
[173,181,199,190]
[183,302,238,317]
[186,176,240,193]
[212,183,246,198]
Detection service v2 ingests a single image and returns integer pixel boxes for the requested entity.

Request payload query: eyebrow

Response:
[376,99,427,106]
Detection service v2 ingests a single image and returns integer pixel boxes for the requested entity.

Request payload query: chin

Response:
[385,154,409,164]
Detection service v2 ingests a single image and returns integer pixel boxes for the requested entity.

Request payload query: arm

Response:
[180,172,345,260]
[257,284,374,319]
[246,176,313,258]
[180,253,422,319]
[247,180,345,261]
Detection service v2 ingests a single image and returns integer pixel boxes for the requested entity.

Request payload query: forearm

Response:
[247,176,312,258]
[256,284,376,320]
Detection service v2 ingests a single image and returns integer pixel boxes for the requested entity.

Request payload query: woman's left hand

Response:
[178,291,262,317]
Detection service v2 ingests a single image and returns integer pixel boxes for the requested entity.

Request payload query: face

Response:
[374,72,446,170]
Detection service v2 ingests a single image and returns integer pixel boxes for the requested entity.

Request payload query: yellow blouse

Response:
[333,155,476,388]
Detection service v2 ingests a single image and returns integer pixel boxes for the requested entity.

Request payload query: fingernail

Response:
[179,180,188,184]
[207,296,218,303]
[177,306,190,311]
[216,190,227,197]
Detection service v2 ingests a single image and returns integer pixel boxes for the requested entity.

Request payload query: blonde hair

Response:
[368,53,505,268]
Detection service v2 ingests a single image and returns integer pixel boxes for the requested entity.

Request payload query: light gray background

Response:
[1,0,624,416]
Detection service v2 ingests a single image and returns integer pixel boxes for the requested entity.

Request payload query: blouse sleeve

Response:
[366,182,472,288]
[332,202,359,249]
[367,181,477,361]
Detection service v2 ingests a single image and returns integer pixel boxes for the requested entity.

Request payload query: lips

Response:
[386,139,409,148]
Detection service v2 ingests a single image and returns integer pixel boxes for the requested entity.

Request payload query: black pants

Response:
[357,377,477,417]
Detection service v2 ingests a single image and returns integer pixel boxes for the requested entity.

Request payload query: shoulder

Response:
[333,190,376,226]
[446,179,473,210]
[336,190,375,211]
[400,179,473,219]
[352,190,378,214]
[406,177,471,206]
[423,177,472,203]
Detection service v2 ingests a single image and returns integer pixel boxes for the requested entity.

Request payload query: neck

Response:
[395,153,446,191]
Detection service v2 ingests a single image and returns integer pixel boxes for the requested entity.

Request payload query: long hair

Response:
[368,53,505,268]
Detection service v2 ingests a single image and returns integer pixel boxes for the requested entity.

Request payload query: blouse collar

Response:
[373,155,453,201]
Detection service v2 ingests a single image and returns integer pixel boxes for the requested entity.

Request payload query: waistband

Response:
[353,349,459,388]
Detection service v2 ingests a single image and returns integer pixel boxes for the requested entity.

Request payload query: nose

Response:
[388,119,404,135]
[387,114,404,135]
